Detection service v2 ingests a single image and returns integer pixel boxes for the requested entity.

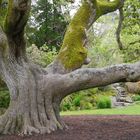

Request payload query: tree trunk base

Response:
[0,58,68,135]
[0,107,68,135]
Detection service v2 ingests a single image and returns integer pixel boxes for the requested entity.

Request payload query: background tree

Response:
[0,0,140,135]
[27,0,69,50]
[121,0,140,62]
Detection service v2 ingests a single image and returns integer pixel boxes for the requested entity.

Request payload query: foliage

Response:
[123,0,140,34]
[60,87,114,111]
[27,44,57,67]
[80,101,93,110]
[88,13,123,68]
[61,89,97,111]
[60,94,73,111]
[27,0,69,50]
[0,88,10,108]
[87,0,140,66]
[73,94,83,107]
[121,0,140,62]
[132,95,140,102]
[96,95,111,109]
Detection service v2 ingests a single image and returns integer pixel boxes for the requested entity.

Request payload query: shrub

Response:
[60,88,114,111]
[60,94,73,111]
[0,89,10,108]
[27,44,57,67]
[132,95,140,102]
[61,103,71,111]
[97,96,111,109]
[80,101,93,110]
[73,95,83,107]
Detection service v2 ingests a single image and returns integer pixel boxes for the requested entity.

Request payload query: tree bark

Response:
[116,7,124,50]
[0,0,140,135]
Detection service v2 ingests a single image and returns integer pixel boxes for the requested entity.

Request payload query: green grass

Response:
[61,104,140,116]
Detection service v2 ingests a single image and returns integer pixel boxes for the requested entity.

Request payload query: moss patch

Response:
[57,2,94,70]
[0,0,8,27]
[4,0,30,35]
[57,0,121,70]
[96,0,121,15]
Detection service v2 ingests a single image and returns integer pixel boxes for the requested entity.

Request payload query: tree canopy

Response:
[27,0,69,50]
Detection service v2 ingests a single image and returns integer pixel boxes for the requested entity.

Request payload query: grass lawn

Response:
[61,104,140,116]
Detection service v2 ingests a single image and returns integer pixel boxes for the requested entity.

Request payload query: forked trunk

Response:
[0,59,66,134]
[0,24,66,134]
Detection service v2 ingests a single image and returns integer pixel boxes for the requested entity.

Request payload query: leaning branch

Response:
[52,0,125,73]
[59,61,140,97]
[116,5,124,50]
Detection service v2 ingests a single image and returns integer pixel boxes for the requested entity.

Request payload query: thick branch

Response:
[56,1,96,71]
[59,61,140,97]
[96,0,123,15]
[4,0,31,36]
[0,0,31,60]
[52,0,124,73]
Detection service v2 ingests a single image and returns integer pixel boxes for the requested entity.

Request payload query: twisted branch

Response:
[116,6,124,50]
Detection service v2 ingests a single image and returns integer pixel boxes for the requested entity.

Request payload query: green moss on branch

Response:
[57,2,96,70]
[97,0,122,15]
[4,0,31,35]
[0,0,7,27]
[57,0,122,70]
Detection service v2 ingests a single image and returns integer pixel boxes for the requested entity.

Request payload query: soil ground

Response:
[0,115,140,140]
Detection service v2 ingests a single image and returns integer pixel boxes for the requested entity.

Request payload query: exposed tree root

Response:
[21,125,39,136]
[20,118,67,135]
[0,100,67,135]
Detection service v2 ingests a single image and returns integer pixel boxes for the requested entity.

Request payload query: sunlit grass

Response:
[61,103,140,116]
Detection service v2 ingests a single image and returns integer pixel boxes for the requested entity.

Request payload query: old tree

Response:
[0,0,140,135]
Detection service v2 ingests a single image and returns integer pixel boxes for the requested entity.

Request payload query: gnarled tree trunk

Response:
[0,0,140,135]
